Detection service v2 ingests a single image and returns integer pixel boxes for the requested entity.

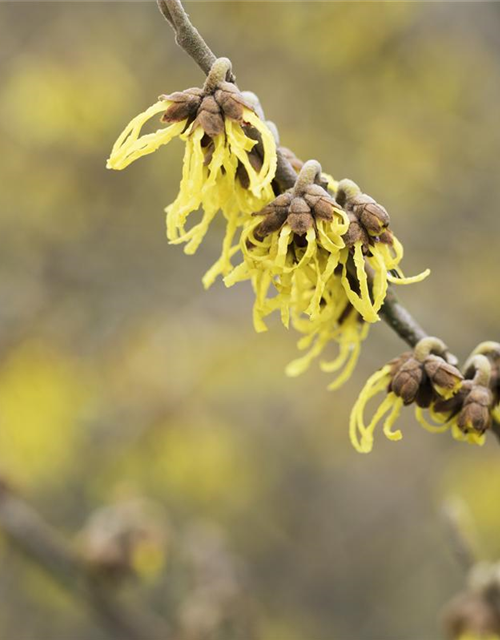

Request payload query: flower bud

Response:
[424,355,463,399]
[161,87,203,123]
[351,194,390,236]
[458,385,493,434]
[343,212,369,250]
[390,357,424,405]
[214,81,249,121]
[303,184,337,221]
[254,193,292,237]
[196,95,224,136]
[287,197,313,236]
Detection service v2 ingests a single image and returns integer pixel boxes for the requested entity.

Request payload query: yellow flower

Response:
[349,337,467,453]
[225,161,349,332]
[107,58,277,279]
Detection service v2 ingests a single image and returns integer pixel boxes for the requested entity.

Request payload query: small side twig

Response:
[380,286,428,348]
[0,479,171,640]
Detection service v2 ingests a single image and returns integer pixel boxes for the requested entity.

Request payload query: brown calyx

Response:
[253,192,293,237]
[160,87,203,123]
[160,81,253,137]
[390,356,424,406]
[287,197,314,236]
[343,212,370,250]
[253,184,340,239]
[424,355,464,395]
[458,385,494,434]
[302,184,337,221]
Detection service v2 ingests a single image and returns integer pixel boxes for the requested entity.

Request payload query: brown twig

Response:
[0,479,171,640]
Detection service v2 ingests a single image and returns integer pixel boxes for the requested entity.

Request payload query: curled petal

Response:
[107,100,185,170]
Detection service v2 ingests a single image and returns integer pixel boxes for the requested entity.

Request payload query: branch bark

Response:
[0,479,171,640]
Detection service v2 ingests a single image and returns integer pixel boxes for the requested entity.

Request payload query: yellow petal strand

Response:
[285,334,329,378]
[382,395,404,441]
[368,247,388,314]
[327,343,359,391]
[224,262,250,288]
[107,101,185,170]
[349,366,392,453]
[241,108,278,189]
[415,406,450,434]
[387,268,431,285]
[341,245,379,323]
[364,394,396,442]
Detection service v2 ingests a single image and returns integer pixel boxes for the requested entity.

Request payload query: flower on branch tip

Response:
[350,336,465,453]
[224,160,349,333]
[336,179,430,323]
[106,57,277,280]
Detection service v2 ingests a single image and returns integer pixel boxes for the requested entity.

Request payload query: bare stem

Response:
[0,479,171,640]
[157,0,233,81]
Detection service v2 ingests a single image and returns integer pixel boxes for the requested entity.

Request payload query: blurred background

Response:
[1,2,500,639]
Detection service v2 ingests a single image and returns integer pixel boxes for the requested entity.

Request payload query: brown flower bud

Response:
[458,385,493,433]
[196,95,224,136]
[287,197,313,236]
[303,184,337,221]
[378,229,394,245]
[343,212,370,249]
[424,355,463,398]
[214,81,249,121]
[254,193,292,237]
[390,357,424,405]
[160,87,203,123]
[350,194,390,236]
[387,351,412,376]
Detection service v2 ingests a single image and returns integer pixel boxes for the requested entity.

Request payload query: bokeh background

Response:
[1,2,500,639]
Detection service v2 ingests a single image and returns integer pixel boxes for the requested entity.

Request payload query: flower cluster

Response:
[350,338,500,453]
[224,162,429,387]
[107,58,277,280]
[107,57,429,391]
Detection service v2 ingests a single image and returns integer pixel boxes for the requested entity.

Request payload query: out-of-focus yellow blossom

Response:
[458,635,500,640]
[107,58,277,280]
[0,342,87,487]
